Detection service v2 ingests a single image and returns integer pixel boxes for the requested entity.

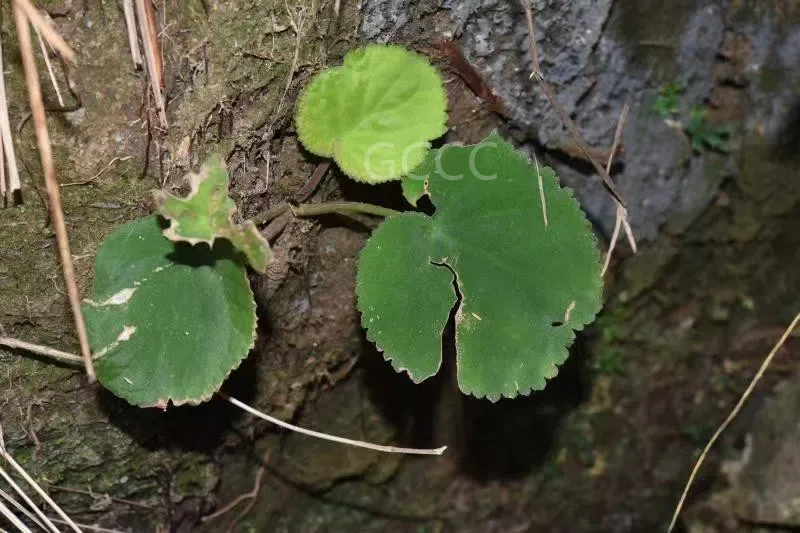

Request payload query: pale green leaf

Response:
[83,215,256,407]
[154,156,272,273]
[356,134,603,401]
[295,44,447,183]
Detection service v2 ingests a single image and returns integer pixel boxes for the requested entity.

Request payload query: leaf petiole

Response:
[290,201,400,218]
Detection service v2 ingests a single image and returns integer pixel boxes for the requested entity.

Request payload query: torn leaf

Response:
[154,155,272,273]
[356,134,603,401]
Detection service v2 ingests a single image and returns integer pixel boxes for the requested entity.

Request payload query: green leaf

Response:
[295,44,447,183]
[154,156,272,273]
[356,134,603,401]
[83,215,256,407]
[686,107,731,154]
[652,80,684,119]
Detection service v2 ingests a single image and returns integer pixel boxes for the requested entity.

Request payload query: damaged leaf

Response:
[83,216,256,407]
[295,44,447,183]
[356,134,603,401]
[154,155,272,273]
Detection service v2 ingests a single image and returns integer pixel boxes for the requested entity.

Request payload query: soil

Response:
[1,1,799,533]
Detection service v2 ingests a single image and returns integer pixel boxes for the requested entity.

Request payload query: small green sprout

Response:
[653,81,684,119]
[686,107,732,153]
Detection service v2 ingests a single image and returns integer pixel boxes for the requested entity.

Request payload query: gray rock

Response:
[735,375,800,526]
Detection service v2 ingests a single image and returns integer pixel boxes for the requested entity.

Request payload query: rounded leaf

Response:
[83,216,256,407]
[356,135,603,401]
[296,44,447,183]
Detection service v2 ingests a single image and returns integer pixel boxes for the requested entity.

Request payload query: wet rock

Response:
[734,374,800,526]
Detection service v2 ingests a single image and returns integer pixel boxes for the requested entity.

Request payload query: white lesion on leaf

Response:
[92,325,137,360]
[84,287,137,307]
[563,299,576,323]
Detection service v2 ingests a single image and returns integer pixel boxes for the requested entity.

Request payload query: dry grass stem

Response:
[0,336,84,364]
[0,488,49,532]
[135,0,167,127]
[61,156,131,187]
[14,0,75,63]
[223,393,448,455]
[0,127,6,200]
[141,0,163,86]
[3,337,447,456]
[201,449,270,532]
[34,24,65,106]
[518,2,631,210]
[519,1,637,261]
[0,468,58,533]
[0,33,21,198]
[668,312,800,532]
[601,205,623,276]
[605,105,629,175]
[520,0,540,77]
[601,104,635,273]
[122,0,143,68]
[0,459,81,533]
[0,498,33,533]
[13,0,96,381]
[263,0,310,141]
[48,520,125,533]
[49,484,151,509]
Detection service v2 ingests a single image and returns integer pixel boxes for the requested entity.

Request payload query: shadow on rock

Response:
[97,354,258,453]
[360,328,593,482]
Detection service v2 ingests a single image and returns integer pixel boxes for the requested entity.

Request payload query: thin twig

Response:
[222,393,447,455]
[141,0,163,87]
[293,160,331,203]
[122,0,143,69]
[0,32,21,198]
[532,71,625,205]
[34,24,64,106]
[201,449,270,527]
[0,454,80,532]
[518,1,624,206]
[0,426,61,533]
[14,0,76,63]
[48,484,151,509]
[668,312,800,532]
[291,201,400,218]
[0,467,59,533]
[0,499,32,533]
[0,127,6,200]
[520,0,540,77]
[4,339,446,456]
[0,488,49,532]
[601,105,632,274]
[263,0,307,141]
[605,105,629,175]
[61,156,131,187]
[135,0,167,128]
[48,520,124,533]
[0,337,83,365]
[13,0,96,381]
[519,0,636,256]
[601,205,623,276]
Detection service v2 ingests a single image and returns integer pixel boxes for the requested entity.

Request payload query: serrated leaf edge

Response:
[355,213,447,384]
[453,141,603,402]
[132,267,258,409]
[360,136,604,401]
[154,162,272,273]
[296,44,447,184]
